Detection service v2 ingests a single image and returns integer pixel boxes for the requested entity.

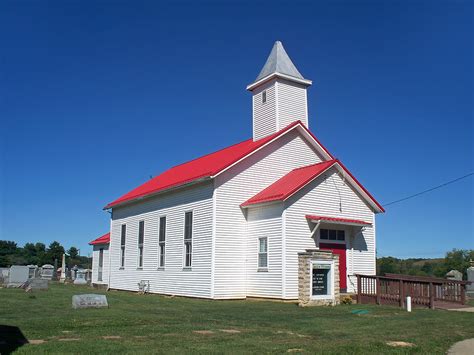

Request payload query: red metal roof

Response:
[105,121,333,209]
[305,215,371,226]
[241,160,337,206]
[89,232,110,245]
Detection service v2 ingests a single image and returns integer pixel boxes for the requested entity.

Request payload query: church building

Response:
[89,41,384,301]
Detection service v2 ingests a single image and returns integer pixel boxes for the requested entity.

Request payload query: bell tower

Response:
[247,41,312,141]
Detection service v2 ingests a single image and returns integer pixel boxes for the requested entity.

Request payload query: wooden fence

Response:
[356,274,470,309]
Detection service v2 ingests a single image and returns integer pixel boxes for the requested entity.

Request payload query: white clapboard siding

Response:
[91,245,109,285]
[109,181,214,298]
[277,79,308,129]
[284,167,375,298]
[253,81,277,140]
[246,204,283,298]
[214,129,324,299]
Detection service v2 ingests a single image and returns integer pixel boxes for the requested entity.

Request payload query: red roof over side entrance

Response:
[89,232,110,245]
[305,215,372,226]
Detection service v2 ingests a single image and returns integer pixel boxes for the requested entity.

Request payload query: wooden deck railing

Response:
[356,274,470,309]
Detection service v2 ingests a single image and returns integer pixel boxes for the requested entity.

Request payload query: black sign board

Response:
[312,265,330,296]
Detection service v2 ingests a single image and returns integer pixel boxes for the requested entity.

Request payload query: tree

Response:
[46,241,65,265]
[0,240,19,267]
[67,247,79,259]
[435,249,474,279]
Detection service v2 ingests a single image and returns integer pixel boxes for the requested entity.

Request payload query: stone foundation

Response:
[298,249,340,307]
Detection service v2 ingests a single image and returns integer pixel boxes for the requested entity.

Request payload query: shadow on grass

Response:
[0,325,28,354]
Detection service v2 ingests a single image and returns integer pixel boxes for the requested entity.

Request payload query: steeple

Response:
[250,41,308,86]
[248,41,312,141]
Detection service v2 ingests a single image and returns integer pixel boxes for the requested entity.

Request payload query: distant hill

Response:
[377,250,473,280]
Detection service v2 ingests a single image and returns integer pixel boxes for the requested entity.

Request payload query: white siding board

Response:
[284,167,376,297]
[214,129,324,298]
[109,181,214,298]
[253,81,277,140]
[277,79,308,129]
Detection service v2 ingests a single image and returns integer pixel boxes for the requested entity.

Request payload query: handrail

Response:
[384,273,470,285]
[355,273,468,307]
[355,273,470,285]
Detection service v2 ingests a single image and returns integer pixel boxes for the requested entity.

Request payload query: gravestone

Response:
[467,261,474,297]
[73,269,87,285]
[25,278,49,292]
[0,268,9,286]
[446,269,463,281]
[41,264,54,280]
[27,265,39,279]
[8,265,29,287]
[72,294,108,309]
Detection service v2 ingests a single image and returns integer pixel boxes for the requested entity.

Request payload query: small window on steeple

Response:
[262,90,267,104]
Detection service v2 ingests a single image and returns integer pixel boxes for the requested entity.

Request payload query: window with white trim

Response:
[320,228,345,241]
[262,90,267,103]
[138,220,144,268]
[159,216,166,268]
[184,211,193,267]
[258,237,268,269]
[120,224,126,268]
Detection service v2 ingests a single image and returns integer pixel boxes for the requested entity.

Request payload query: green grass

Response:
[1,283,473,354]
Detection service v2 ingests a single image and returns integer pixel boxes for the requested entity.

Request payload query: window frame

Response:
[262,90,267,104]
[158,215,166,269]
[120,224,126,269]
[183,210,193,269]
[319,228,346,244]
[257,236,268,271]
[137,220,145,269]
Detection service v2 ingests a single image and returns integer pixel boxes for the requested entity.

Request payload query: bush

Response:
[340,295,353,305]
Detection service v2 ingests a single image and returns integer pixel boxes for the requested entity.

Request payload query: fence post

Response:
[357,275,361,304]
[376,277,381,305]
[399,280,404,308]
[429,282,434,309]
[461,284,466,305]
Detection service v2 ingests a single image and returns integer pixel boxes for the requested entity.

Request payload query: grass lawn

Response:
[1,283,473,354]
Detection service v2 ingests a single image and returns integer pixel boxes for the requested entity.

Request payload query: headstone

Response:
[27,265,38,279]
[8,265,29,287]
[467,260,474,297]
[445,269,463,281]
[84,269,92,282]
[0,268,10,285]
[60,253,66,283]
[25,278,49,292]
[72,294,108,309]
[41,264,54,280]
[73,269,87,285]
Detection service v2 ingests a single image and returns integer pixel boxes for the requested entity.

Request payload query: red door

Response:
[320,243,347,291]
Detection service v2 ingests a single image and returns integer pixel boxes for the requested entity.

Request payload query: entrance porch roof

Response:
[305,215,372,227]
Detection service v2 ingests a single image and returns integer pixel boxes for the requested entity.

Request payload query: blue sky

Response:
[1,1,472,258]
